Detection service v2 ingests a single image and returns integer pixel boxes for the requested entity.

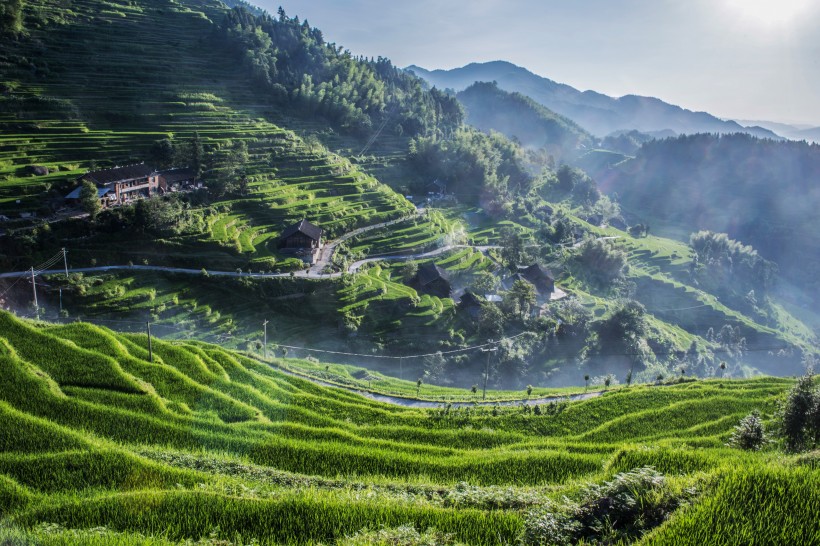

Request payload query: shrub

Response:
[339,525,461,546]
[727,411,767,451]
[521,467,696,545]
[777,372,819,452]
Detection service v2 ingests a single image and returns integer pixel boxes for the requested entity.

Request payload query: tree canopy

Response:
[218,7,462,137]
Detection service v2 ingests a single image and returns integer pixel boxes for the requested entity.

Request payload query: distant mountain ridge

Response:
[734,119,820,143]
[407,61,783,139]
[456,81,594,159]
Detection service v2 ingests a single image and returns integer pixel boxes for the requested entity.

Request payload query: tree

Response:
[190,132,204,179]
[500,226,525,268]
[478,302,505,338]
[470,271,498,295]
[577,238,627,285]
[422,352,445,382]
[584,374,590,392]
[0,0,23,34]
[778,372,818,452]
[504,279,537,320]
[79,181,101,219]
[727,411,767,451]
[149,137,177,168]
[416,378,423,397]
[401,261,418,282]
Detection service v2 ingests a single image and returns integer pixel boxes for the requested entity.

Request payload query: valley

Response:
[0,0,818,543]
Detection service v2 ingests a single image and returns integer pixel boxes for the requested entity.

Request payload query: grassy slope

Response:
[0,0,415,270]
[0,311,817,544]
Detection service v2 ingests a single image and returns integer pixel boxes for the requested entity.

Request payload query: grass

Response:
[0,311,817,544]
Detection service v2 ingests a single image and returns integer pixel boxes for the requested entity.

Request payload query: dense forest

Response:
[218,7,463,137]
[408,128,534,212]
[600,133,820,297]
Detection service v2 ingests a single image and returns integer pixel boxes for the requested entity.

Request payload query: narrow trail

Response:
[264,358,604,408]
[0,211,503,280]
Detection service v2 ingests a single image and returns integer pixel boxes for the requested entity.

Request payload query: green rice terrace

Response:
[0,310,818,545]
[0,0,429,272]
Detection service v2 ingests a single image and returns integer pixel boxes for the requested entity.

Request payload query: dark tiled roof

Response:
[459,291,484,308]
[81,163,155,185]
[157,168,195,184]
[507,273,531,287]
[520,264,554,284]
[280,219,323,242]
[65,186,112,199]
[416,263,449,286]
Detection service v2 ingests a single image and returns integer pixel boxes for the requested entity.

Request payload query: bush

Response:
[777,372,819,452]
[521,467,696,545]
[727,411,767,451]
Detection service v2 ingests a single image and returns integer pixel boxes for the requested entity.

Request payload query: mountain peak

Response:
[408,61,783,140]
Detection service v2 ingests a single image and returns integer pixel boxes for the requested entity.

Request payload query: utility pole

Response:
[262,319,269,358]
[481,342,498,401]
[30,267,38,313]
[399,356,403,380]
[146,320,153,363]
[62,248,69,278]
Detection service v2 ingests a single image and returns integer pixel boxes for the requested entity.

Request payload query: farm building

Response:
[278,219,323,250]
[518,264,555,295]
[459,291,485,320]
[278,219,324,264]
[65,164,200,207]
[411,263,451,298]
[72,164,162,206]
[502,264,555,304]
[157,168,198,191]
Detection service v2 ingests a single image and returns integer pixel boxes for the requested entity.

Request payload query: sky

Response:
[253,0,820,126]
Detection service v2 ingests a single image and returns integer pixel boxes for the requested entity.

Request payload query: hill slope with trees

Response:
[598,133,820,300]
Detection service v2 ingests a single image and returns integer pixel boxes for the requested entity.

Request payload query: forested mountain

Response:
[599,133,820,298]
[407,61,783,139]
[219,7,463,138]
[455,81,594,160]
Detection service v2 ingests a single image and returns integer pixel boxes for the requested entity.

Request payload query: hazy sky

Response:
[253,0,820,126]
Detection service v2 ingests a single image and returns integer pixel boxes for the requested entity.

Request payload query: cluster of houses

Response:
[404,260,557,318]
[65,163,199,207]
[63,166,556,306]
[459,263,556,318]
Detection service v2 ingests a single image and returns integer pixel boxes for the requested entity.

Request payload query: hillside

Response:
[0,311,818,545]
[407,61,783,139]
[598,133,820,301]
[0,0,815,388]
[456,81,595,160]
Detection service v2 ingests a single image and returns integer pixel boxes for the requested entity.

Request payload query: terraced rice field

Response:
[0,310,817,545]
[0,0,415,270]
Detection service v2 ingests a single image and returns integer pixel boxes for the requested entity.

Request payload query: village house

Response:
[157,168,198,192]
[502,263,555,303]
[65,164,201,207]
[71,164,162,206]
[458,291,485,320]
[411,263,451,298]
[518,264,555,295]
[278,218,323,264]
